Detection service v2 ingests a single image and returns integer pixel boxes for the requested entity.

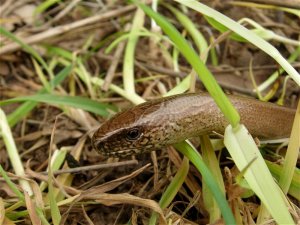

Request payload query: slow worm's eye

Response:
[96,142,105,151]
[126,128,141,141]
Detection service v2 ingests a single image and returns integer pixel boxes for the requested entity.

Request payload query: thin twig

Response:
[0,160,139,181]
[41,160,139,175]
[236,0,300,9]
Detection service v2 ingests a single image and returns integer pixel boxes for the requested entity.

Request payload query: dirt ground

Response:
[0,0,299,224]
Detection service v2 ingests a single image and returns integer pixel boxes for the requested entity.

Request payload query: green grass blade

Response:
[32,58,51,92]
[35,0,61,16]
[232,1,300,17]
[200,135,225,222]
[0,27,52,77]
[91,77,145,105]
[1,94,115,117]
[40,148,69,192]
[267,161,300,201]
[123,7,145,95]
[48,174,61,225]
[159,157,189,208]
[0,109,33,196]
[174,141,236,225]
[7,101,44,128]
[257,45,300,92]
[149,157,189,225]
[204,16,246,42]
[278,101,300,193]
[46,46,73,60]
[164,73,192,96]
[0,165,24,201]
[163,4,208,55]
[35,207,51,225]
[105,29,171,54]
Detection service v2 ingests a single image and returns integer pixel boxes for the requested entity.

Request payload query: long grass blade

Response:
[1,94,115,117]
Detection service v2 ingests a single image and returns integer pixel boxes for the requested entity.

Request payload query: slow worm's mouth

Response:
[105,148,142,157]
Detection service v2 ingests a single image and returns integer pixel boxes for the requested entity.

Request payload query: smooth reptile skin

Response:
[92,93,296,157]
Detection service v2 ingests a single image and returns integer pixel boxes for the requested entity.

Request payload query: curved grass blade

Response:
[0,110,32,196]
[34,0,61,16]
[163,4,208,55]
[267,161,300,201]
[0,165,24,201]
[123,7,145,95]
[174,141,236,225]
[149,157,189,225]
[232,1,300,17]
[0,27,52,77]
[1,94,116,117]
[200,135,225,222]
[279,100,300,193]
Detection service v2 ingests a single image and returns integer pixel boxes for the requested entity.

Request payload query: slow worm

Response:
[92,93,295,157]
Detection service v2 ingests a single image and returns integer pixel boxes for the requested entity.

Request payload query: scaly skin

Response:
[92,93,295,157]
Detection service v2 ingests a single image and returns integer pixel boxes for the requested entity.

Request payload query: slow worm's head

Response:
[92,100,172,157]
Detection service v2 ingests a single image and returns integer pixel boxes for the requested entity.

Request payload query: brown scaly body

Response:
[92,93,295,157]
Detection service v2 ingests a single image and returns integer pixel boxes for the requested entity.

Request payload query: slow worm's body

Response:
[92,93,295,157]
